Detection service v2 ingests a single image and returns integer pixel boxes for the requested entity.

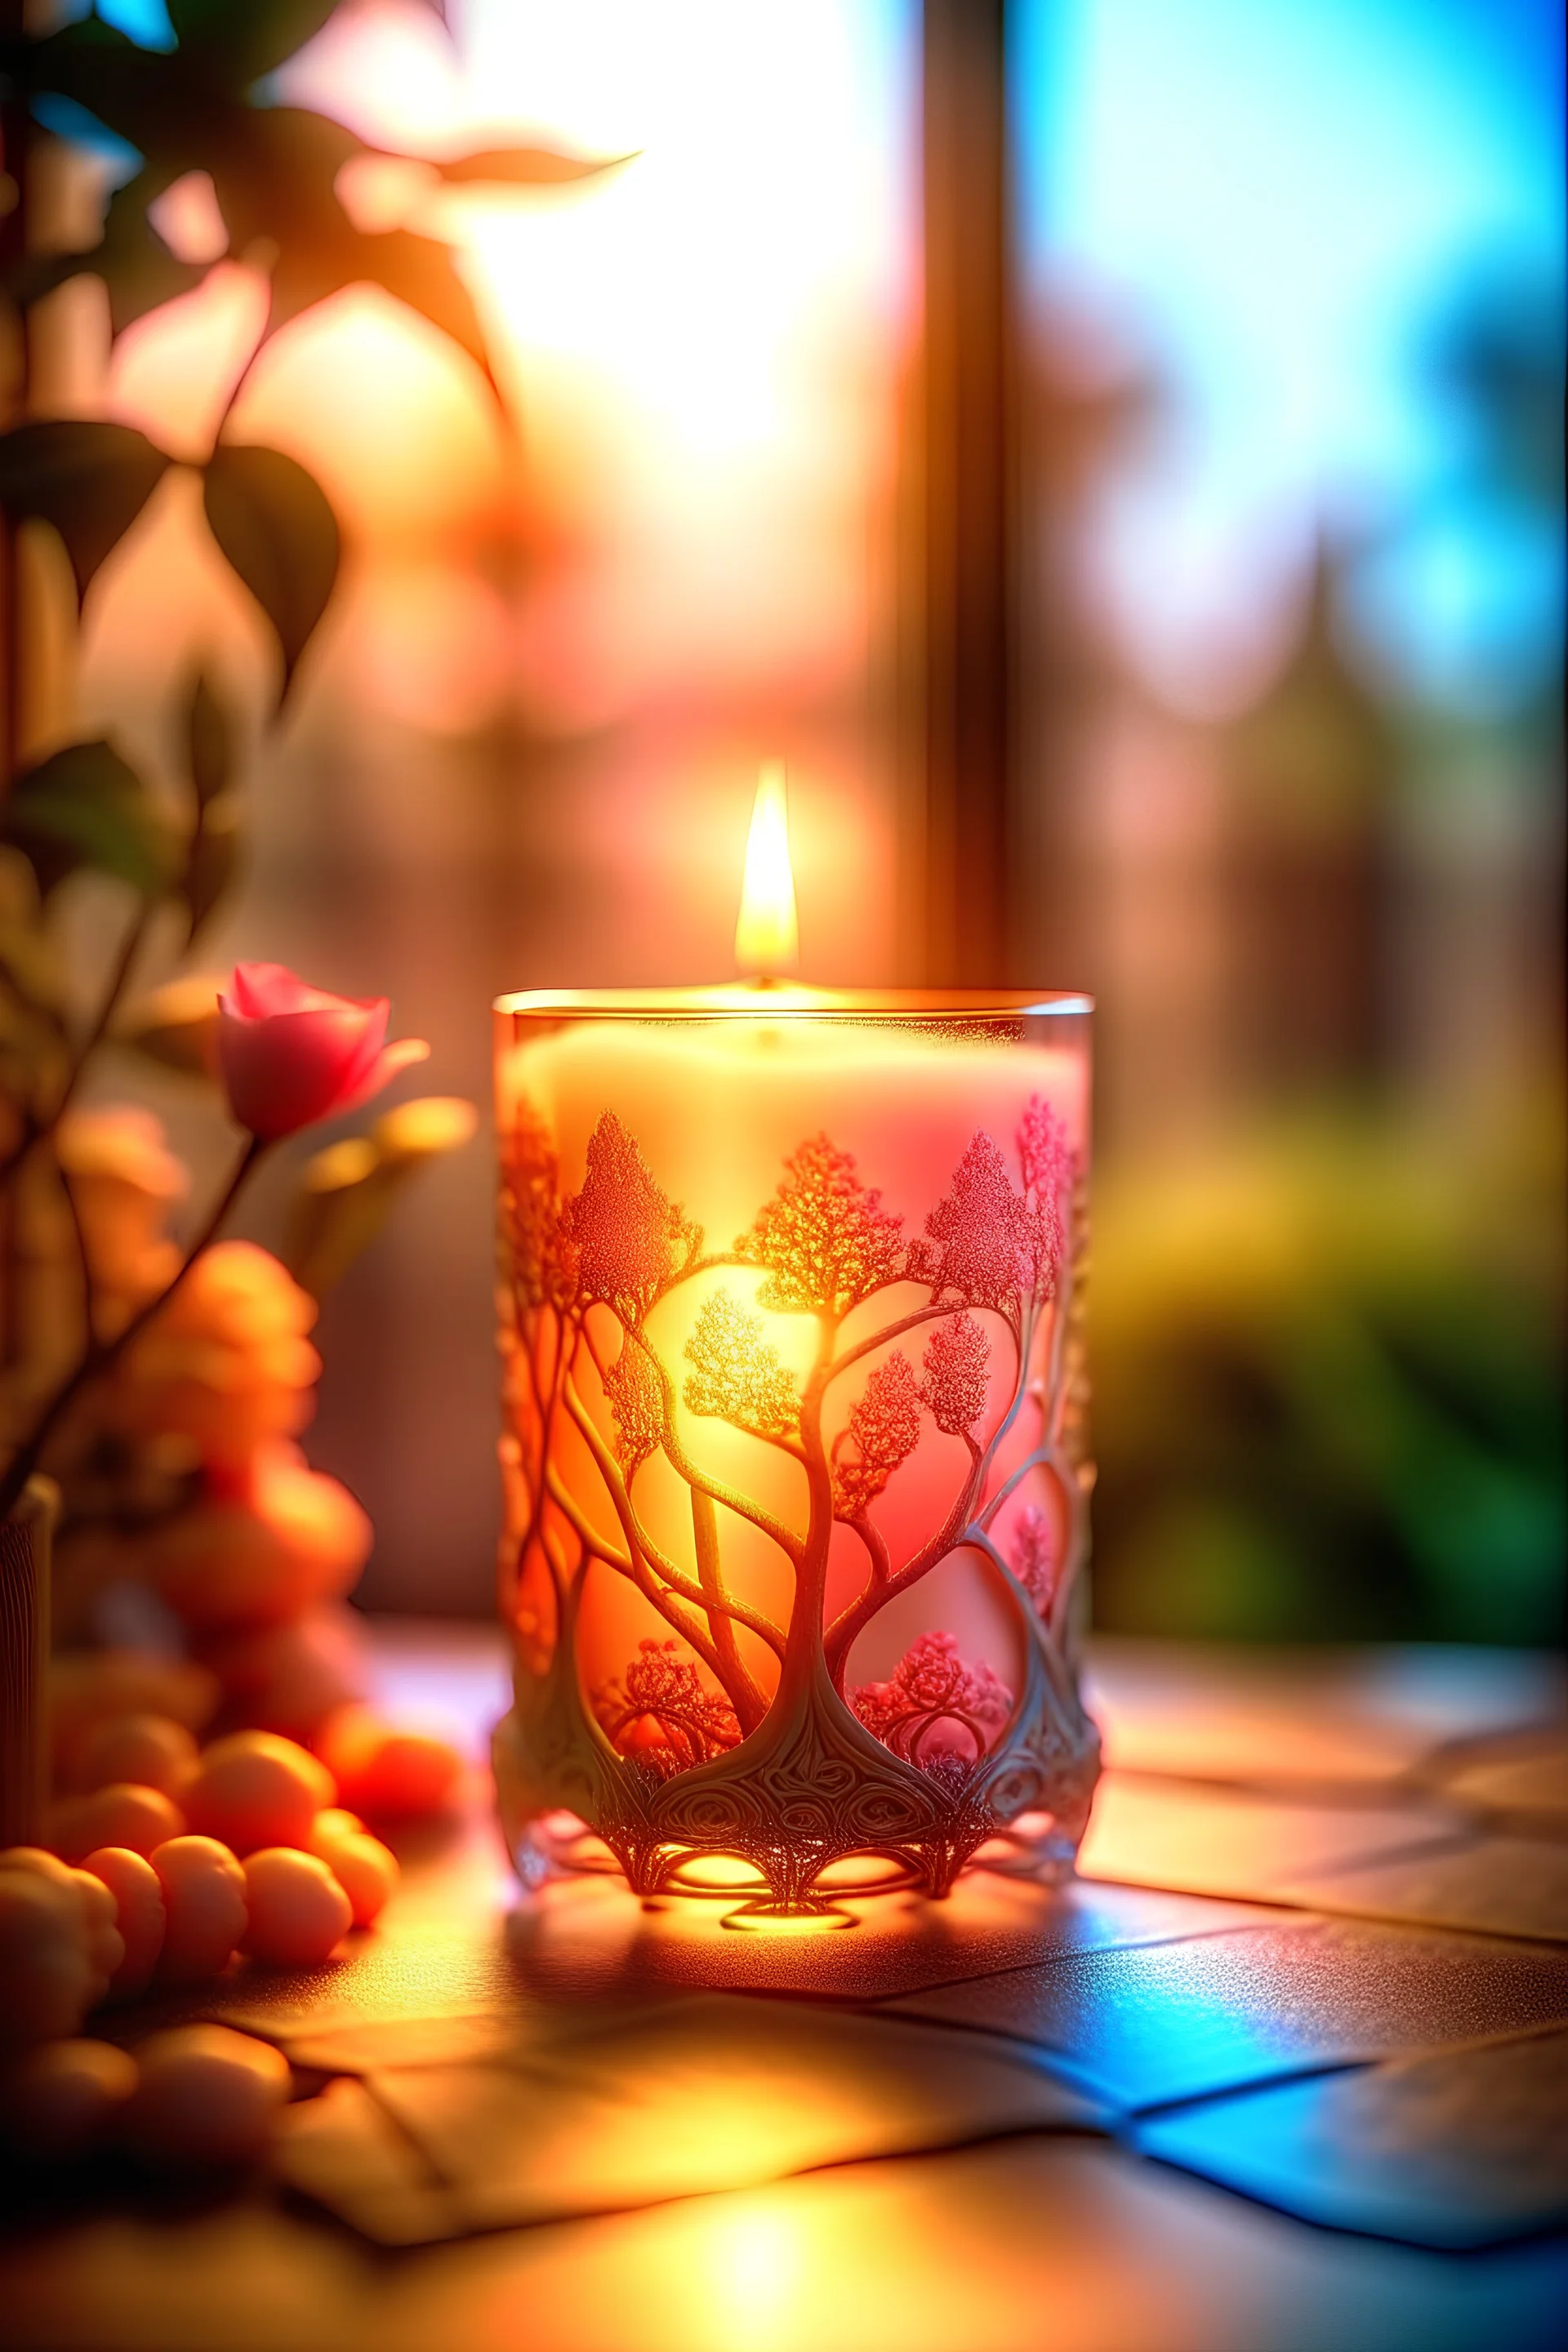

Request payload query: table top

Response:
[4,1628,1565,2352]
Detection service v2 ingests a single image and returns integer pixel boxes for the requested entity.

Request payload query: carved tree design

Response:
[595,1639,741,1778]
[920,1311,991,1434]
[833,1351,921,1514]
[851,1631,1013,1763]
[737,1132,904,1312]
[684,1290,800,1437]
[501,1099,574,1311]
[496,1084,1094,1901]
[603,1339,662,1472]
[560,1111,697,1324]
[1009,1502,1057,1611]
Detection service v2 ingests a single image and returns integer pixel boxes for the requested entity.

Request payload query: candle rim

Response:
[494,985,1093,1021]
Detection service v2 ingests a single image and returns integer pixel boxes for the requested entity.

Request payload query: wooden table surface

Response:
[4,1628,1565,2352]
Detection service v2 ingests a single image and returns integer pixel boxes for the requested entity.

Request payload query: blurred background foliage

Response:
[7,0,1558,1644]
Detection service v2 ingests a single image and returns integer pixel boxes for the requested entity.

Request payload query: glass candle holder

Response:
[492,988,1099,1917]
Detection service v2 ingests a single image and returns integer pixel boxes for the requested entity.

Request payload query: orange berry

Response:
[316,1707,460,1820]
[306,1815,398,1927]
[81,1848,167,2002]
[66,1867,125,2003]
[311,1805,368,1839]
[240,1848,352,1967]
[0,1846,79,1893]
[70,1713,200,1799]
[182,1731,335,1855]
[49,1653,218,1784]
[48,1784,185,1864]
[0,1847,123,2011]
[0,1867,96,2053]
[194,1606,364,1745]
[122,2025,288,2168]
[149,1837,247,1985]
[2,2038,138,2161]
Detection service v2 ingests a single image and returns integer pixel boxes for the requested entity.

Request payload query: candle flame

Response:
[734,760,800,978]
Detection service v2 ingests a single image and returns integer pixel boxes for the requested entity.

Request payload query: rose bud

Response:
[216,962,428,1142]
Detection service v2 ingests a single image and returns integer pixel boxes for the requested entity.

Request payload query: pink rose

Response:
[216,964,429,1142]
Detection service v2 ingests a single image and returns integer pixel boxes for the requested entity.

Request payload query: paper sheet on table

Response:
[1135,2028,1568,2248]
[276,1998,1106,2243]
[1281,1835,1568,1943]
[887,1915,1568,2108]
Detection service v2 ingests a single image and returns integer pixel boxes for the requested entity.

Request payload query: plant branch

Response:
[0,1132,265,1522]
[0,899,152,1185]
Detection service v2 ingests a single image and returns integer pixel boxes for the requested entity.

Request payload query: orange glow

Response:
[734,762,800,978]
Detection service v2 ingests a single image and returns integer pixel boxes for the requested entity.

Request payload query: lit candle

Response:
[493,771,1098,1915]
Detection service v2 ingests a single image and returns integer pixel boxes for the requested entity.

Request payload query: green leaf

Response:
[434,146,630,188]
[2,742,177,899]
[165,1,342,85]
[185,671,232,807]
[203,443,339,699]
[0,421,173,604]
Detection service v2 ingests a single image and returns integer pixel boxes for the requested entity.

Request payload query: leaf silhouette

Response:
[2,741,176,899]
[0,421,172,604]
[13,18,612,393]
[97,174,211,334]
[208,109,496,380]
[184,795,243,942]
[434,146,629,187]
[184,670,233,808]
[165,1,341,85]
[20,21,184,160]
[203,443,339,698]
